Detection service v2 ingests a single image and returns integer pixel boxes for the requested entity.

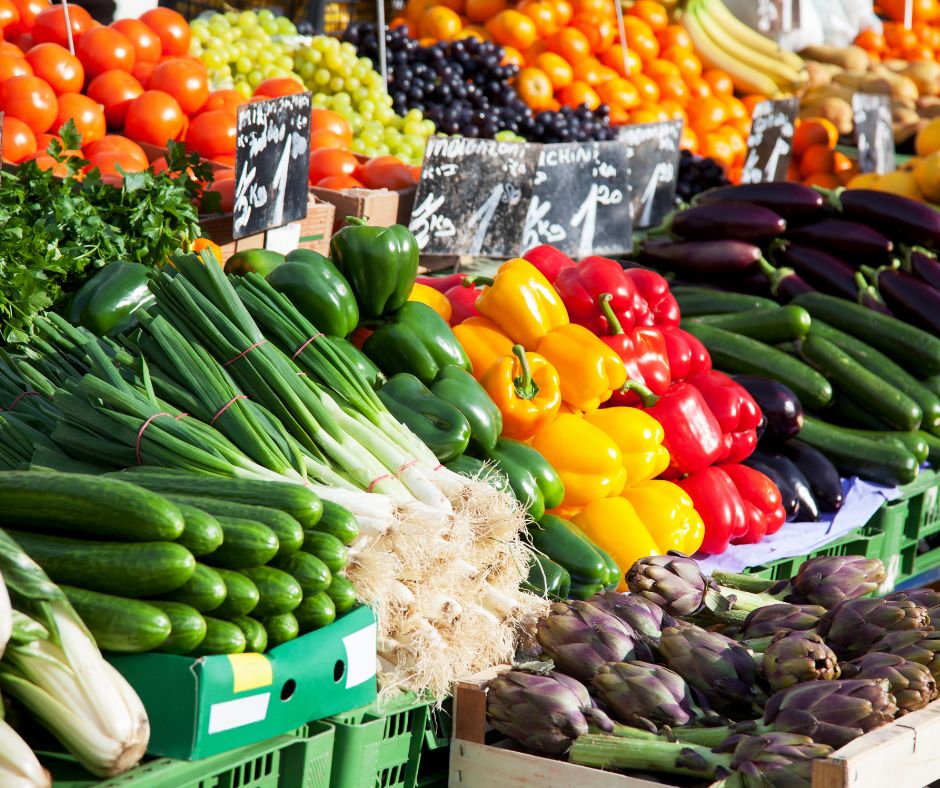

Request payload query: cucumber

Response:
[924,374,940,398]
[294,592,336,632]
[212,568,260,618]
[156,563,227,612]
[671,287,779,316]
[272,551,332,595]
[240,566,302,616]
[194,618,247,655]
[918,431,940,465]
[315,500,359,545]
[262,612,299,647]
[8,531,195,597]
[529,515,607,587]
[232,616,268,653]
[62,586,171,653]
[682,322,833,410]
[325,575,357,615]
[0,472,184,541]
[564,519,620,589]
[569,580,607,600]
[687,306,811,343]
[799,335,923,431]
[112,470,323,528]
[300,531,347,574]
[792,292,940,377]
[150,601,207,655]
[847,429,929,465]
[165,495,303,557]
[204,517,279,569]
[175,504,224,557]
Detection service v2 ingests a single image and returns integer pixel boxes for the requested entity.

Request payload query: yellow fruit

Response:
[916,117,940,157]
[871,170,924,201]
[914,152,940,203]
[847,172,881,189]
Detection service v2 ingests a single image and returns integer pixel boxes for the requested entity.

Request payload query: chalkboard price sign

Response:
[618,119,682,230]
[523,140,632,257]
[853,92,895,175]
[234,92,312,240]
[741,98,799,184]
[409,136,538,257]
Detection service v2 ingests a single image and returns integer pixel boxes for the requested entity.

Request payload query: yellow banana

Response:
[699,0,806,73]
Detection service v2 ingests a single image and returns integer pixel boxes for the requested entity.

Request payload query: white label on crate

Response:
[265,221,301,254]
[208,693,271,733]
[343,623,378,688]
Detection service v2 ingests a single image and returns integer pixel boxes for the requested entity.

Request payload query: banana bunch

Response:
[681,0,808,97]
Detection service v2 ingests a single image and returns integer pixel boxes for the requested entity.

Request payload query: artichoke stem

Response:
[723,587,781,611]
[569,734,728,778]
[712,571,779,594]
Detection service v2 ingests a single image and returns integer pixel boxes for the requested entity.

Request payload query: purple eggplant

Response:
[665,202,787,243]
[732,375,804,442]
[635,239,761,276]
[695,182,826,222]
[743,456,800,521]
[749,449,819,522]
[910,251,940,291]
[775,271,817,300]
[784,219,894,261]
[839,189,940,252]
[772,244,859,300]
[871,268,940,335]
[781,440,844,513]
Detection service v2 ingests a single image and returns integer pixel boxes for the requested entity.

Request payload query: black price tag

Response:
[522,140,632,257]
[234,92,312,240]
[618,120,682,230]
[741,98,799,184]
[409,136,538,257]
[853,93,895,175]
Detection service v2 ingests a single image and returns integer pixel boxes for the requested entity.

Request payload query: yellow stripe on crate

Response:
[228,653,273,693]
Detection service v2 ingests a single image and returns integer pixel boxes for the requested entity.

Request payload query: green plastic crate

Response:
[877,470,940,586]
[415,701,451,788]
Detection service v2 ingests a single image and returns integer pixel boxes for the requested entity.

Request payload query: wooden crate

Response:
[450,668,940,788]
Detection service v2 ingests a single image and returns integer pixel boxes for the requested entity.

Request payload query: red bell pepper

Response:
[523,244,576,283]
[447,282,480,324]
[722,464,787,541]
[554,257,637,335]
[687,370,762,464]
[677,466,747,555]
[658,326,711,383]
[416,273,465,293]
[600,296,671,404]
[621,267,681,327]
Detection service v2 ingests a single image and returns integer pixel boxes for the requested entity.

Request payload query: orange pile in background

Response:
[786,117,858,188]
[856,6,940,63]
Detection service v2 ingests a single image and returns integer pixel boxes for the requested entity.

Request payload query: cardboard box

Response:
[110,605,377,760]
[311,186,401,234]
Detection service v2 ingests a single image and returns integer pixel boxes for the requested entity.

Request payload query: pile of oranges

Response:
[786,117,858,189]
[855,21,940,63]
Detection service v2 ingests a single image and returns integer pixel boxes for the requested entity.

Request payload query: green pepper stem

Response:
[620,380,658,408]
[512,344,540,400]
[599,293,624,336]
[462,275,493,288]
[344,216,368,226]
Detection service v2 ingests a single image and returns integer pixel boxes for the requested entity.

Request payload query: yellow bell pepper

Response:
[474,258,568,350]
[573,497,661,591]
[408,282,452,323]
[535,324,627,412]
[620,481,705,555]
[559,402,583,416]
[583,407,670,486]
[531,414,626,506]
[452,317,514,379]
[480,345,561,440]
[546,503,584,520]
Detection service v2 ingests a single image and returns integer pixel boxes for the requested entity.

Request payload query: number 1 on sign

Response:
[466,184,504,255]
[765,136,789,181]
[270,134,293,228]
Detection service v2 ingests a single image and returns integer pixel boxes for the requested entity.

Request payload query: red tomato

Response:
[110,18,161,63]
[83,133,147,168]
[309,129,349,151]
[149,58,207,115]
[30,152,68,175]
[87,148,146,177]
[130,59,155,87]
[310,108,352,145]
[0,113,34,161]
[357,155,418,190]
[0,74,56,133]
[0,0,20,31]
[309,147,358,185]
[26,42,82,94]
[77,26,134,79]
[123,89,184,146]
[8,0,44,36]
[0,50,30,82]
[253,76,304,98]
[31,4,92,47]
[55,91,104,144]
[316,174,364,190]
[99,172,123,187]
[0,41,24,57]
[204,175,234,213]
[184,109,236,160]
[86,68,142,128]
[139,8,189,57]
[200,88,246,115]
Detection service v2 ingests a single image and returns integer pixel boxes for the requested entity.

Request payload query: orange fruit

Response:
[628,71,660,102]
[501,44,524,65]
[855,28,886,51]
[633,100,668,121]
[559,79,600,109]
[663,45,702,79]
[551,0,574,26]
[520,0,559,35]
[741,94,768,114]
[658,24,692,49]
[420,6,463,38]
[703,131,734,167]
[802,172,841,189]
[717,124,746,163]
[515,66,554,109]
[628,0,668,32]
[571,0,612,18]
[831,150,855,174]
[485,9,537,48]
[534,51,573,88]
[703,68,734,95]
[729,115,752,137]
[799,143,837,178]
[685,75,712,100]
[793,117,838,156]
[572,14,615,53]
[547,25,591,60]
[572,55,611,85]
[720,94,748,119]
[655,74,688,104]
[599,43,641,77]
[596,76,639,109]
[837,163,860,186]
[681,124,699,152]
[689,95,728,133]
[465,0,506,22]
[622,16,659,62]
[523,39,548,61]
[645,57,681,80]
[608,104,629,124]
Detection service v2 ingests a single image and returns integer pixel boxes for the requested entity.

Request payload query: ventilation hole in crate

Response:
[333,659,345,683]
[281,679,297,701]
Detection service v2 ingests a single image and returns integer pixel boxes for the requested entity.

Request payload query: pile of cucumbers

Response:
[0,470,360,656]
[677,288,940,488]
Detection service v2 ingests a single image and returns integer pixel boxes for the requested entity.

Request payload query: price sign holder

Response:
[523,141,632,257]
[853,93,895,175]
[234,92,312,240]
[741,98,798,184]
[618,120,682,230]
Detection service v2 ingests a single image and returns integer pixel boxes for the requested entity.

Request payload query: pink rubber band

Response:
[136,412,172,465]
[224,340,267,367]
[292,333,325,359]
[367,473,394,493]
[397,459,419,475]
[433,464,444,471]
[210,395,247,425]
[5,391,44,411]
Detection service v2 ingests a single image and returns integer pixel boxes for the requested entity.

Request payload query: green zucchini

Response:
[232,616,268,653]
[325,575,357,615]
[194,618,247,655]
[300,532,347,574]
[272,551,332,595]
[62,586,171,653]
[561,518,620,590]
[569,580,607,600]
[671,287,779,316]
[8,531,195,597]
[682,322,833,409]
[687,306,811,343]
[923,374,940,398]
[918,431,940,464]
[204,517,279,569]
[165,495,303,557]
[262,612,299,647]
[150,601,207,655]
[529,515,607,587]
[212,568,260,618]
[174,504,224,557]
[315,500,359,545]
[112,470,323,528]
[156,563,227,612]
[0,472,184,541]
[798,335,923,431]
[522,554,570,600]
[240,566,302,616]
[792,293,940,377]
[294,592,336,632]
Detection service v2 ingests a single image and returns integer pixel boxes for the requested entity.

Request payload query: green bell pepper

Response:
[329,217,418,319]
[331,337,385,389]
[430,366,502,453]
[377,373,471,463]
[265,249,359,338]
[66,261,156,337]
[522,554,570,600]
[478,438,565,521]
[362,302,471,386]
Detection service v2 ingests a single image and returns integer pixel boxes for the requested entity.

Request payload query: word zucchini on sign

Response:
[234,93,312,240]
[617,119,682,229]
[741,98,799,184]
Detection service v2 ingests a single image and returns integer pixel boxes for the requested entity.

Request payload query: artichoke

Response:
[590,660,703,732]
[626,552,729,618]
[536,600,652,681]
[590,591,676,644]
[486,669,613,755]
[870,628,940,681]
[817,598,931,660]
[841,652,937,714]
[762,679,898,749]
[716,732,833,788]
[762,630,840,692]
[786,556,886,608]
[886,588,940,621]
[740,603,826,641]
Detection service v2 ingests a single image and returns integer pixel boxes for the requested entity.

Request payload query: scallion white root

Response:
[0,716,50,788]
